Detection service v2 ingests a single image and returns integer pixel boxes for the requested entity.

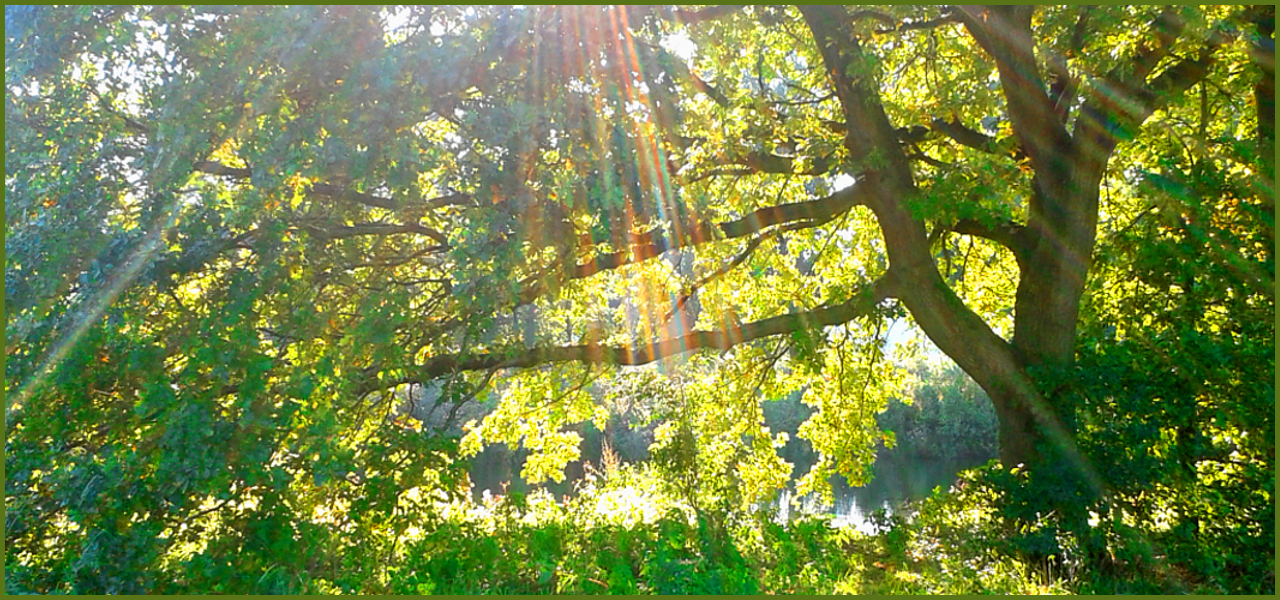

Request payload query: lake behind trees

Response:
[468,443,992,532]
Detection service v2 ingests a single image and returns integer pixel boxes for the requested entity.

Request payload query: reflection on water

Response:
[775,449,992,533]
[468,442,992,532]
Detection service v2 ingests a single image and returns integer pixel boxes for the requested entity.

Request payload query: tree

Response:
[5,5,1273,592]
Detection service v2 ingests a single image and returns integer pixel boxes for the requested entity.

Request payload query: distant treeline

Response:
[875,362,998,460]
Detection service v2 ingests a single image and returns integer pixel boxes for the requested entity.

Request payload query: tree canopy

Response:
[5,5,1273,594]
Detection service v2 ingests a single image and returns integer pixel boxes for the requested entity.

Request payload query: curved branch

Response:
[929,118,1003,155]
[958,6,1072,179]
[876,15,961,35]
[664,218,819,323]
[633,37,731,107]
[308,182,401,211]
[732,150,835,176]
[304,221,449,245]
[192,160,472,214]
[799,6,913,182]
[847,10,897,28]
[1127,7,1188,83]
[570,182,870,279]
[907,151,952,169]
[193,160,250,178]
[952,218,1031,260]
[1074,25,1232,180]
[1047,6,1094,122]
[850,9,962,34]
[687,150,834,183]
[667,5,746,26]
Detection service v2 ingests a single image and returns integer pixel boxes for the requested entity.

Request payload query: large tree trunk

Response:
[799,6,1074,471]
[996,176,1102,467]
[998,229,1093,468]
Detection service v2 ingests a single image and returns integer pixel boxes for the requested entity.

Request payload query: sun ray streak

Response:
[6,194,183,423]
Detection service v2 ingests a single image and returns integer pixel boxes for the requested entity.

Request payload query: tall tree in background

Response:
[5,5,1272,592]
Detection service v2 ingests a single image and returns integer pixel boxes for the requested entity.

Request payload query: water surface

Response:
[469,444,992,532]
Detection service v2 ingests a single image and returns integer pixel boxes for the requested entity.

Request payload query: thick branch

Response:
[799,9,1060,456]
[308,182,400,211]
[907,151,951,169]
[1129,7,1187,83]
[634,37,732,107]
[149,230,256,285]
[1249,6,1275,188]
[691,149,834,182]
[193,160,250,178]
[734,150,834,176]
[691,76,732,107]
[405,275,895,381]
[1079,7,1196,135]
[513,183,868,307]
[930,119,991,150]
[847,10,897,28]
